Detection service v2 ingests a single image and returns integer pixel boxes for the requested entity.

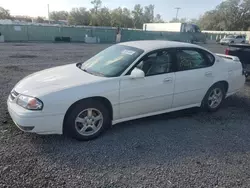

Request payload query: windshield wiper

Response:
[83,69,105,77]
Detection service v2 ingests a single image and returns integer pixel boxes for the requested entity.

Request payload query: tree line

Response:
[198,0,250,31]
[0,0,164,29]
[51,0,165,28]
[1,0,250,31]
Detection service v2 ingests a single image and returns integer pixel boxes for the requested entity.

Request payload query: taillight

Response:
[225,48,229,55]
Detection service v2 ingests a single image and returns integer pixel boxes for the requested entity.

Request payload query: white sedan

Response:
[220,35,246,45]
[7,41,245,140]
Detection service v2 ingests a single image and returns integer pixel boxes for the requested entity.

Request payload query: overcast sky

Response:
[0,0,223,21]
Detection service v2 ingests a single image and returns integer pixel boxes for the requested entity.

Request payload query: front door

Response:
[172,48,215,108]
[119,49,176,119]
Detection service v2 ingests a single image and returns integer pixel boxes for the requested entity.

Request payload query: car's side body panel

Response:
[172,67,214,108]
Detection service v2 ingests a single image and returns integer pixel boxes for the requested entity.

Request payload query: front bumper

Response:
[7,99,64,135]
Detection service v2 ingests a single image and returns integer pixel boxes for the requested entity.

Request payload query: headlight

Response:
[16,95,43,110]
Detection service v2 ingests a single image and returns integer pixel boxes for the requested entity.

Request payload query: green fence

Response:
[0,24,117,43]
[0,24,206,43]
[0,25,29,41]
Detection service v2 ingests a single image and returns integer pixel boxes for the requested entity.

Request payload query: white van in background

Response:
[143,22,206,43]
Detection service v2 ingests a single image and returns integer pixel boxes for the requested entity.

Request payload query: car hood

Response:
[14,64,106,96]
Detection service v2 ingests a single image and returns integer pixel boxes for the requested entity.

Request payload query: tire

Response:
[64,99,111,141]
[202,83,226,112]
[230,41,234,44]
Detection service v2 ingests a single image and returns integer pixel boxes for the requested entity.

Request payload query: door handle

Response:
[163,78,173,83]
[205,72,212,77]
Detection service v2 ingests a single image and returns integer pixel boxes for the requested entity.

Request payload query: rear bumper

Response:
[7,99,64,135]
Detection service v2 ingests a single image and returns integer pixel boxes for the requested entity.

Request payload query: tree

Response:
[36,16,45,23]
[169,18,187,23]
[0,7,11,19]
[154,14,164,23]
[13,15,32,22]
[50,11,69,21]
[91,0,102,14]
[240,0,250,30]
[199,10,221,30]
[89,0,103,26]
[143,4,154,23]
[68,8,91,25]
[198,0,250,31]
[110,7,123,27]
[110,8,134,28]
[96,7,111,26]
[122,8,134,28]
[132,4,144,28]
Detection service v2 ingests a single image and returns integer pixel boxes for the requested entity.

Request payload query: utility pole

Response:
[47,4,50,24]
[175,7,181,20]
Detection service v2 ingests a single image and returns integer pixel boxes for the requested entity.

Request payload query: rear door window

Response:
[176,49,213,71]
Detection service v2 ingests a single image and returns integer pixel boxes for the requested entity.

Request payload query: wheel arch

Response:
[212,80,229,93]
[202,80,229,102]
[62,96,113,133]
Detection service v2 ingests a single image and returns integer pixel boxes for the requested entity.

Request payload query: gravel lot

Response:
[1,42,250,188]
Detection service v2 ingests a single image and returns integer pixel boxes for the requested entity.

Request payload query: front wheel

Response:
[64,100,111,141]
[202,84,226,112]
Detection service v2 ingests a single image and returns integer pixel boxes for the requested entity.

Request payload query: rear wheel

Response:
[202,84,226,112]
[64,100,111,141]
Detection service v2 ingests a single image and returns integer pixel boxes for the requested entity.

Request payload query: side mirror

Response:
[130,67,145,78]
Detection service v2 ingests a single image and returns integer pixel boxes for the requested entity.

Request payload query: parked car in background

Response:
[220,35,246,45]
[225,43,250,77]
[7,41,245,141]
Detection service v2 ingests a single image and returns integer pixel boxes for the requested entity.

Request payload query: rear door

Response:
[172,48,215,108]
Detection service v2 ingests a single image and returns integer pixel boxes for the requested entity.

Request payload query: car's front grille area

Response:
[9,90,19,101]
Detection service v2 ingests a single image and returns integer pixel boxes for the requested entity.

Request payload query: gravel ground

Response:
[0,42,250,188]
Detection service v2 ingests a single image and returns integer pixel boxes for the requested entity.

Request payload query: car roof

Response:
[118,40,205,52]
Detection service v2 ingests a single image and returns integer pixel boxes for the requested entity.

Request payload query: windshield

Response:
[81,45,144,77]
[227,35,235,39]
